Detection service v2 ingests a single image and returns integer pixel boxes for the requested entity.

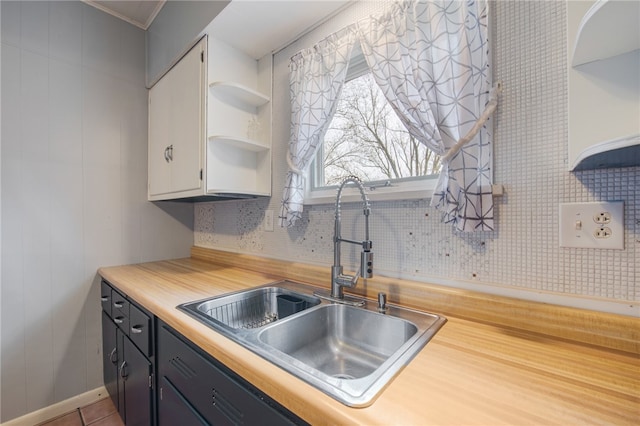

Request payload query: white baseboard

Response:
[1,386,108,426]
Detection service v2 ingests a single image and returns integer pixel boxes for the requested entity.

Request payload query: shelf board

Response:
[571,134,640,171]
[572,0,640,67]
[209,81,270,107]
[208,135,270,152]
[206,189,271,198]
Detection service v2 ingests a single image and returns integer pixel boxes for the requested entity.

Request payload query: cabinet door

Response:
[148,69,173,197]
[149,38,205,198]
[121,337,153,426]
[157,322,303,426]
[102,311,119,413]
[159,376,209,426]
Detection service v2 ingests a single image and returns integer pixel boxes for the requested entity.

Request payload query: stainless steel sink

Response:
[178,280,446,407]
[259,304,417,380]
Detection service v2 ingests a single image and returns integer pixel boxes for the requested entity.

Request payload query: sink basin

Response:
[259,304,417,380]
[178,280,446,407]
[179,284,321,331]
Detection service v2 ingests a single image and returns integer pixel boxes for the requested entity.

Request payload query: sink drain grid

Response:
[204,294,278,330]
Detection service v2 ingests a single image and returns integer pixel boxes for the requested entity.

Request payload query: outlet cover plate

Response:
[559,201,624,249]
[264,209,274,232]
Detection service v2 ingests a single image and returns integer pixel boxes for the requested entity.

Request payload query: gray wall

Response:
[0,1,194,421]
[146,0,229,86]
[194,1,639,315]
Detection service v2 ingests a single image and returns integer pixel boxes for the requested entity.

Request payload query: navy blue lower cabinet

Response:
[157,320,307,426]
[101,280,155,425]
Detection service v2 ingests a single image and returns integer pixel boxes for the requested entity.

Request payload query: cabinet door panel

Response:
[159,376,209,426]
[117,330,126,422]
[158,322,301,426]
[101,311,119,412]
[168,39,204,194]
[122,337,152,426]
[148,38,204,198]
[148,71,173,196]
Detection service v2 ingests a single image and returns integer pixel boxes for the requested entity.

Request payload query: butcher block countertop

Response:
[98,247,639,425]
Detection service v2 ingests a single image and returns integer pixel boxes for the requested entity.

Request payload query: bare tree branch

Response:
[322,73,441,185]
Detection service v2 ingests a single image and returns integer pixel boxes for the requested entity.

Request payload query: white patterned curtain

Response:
[358,0,498,231]
[279,27,357,227]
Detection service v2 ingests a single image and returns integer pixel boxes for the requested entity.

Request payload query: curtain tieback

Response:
[441,82,503,163]
[286,151,303,175]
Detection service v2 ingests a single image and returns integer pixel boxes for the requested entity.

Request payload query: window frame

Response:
[303,45,440,205]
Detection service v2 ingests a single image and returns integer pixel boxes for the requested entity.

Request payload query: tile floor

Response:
[36,398,123,426]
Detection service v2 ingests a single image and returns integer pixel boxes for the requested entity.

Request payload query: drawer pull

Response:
[113,301,124,309]
[100,297,109,302]
[131,325,143,334]
[114,317,124,325]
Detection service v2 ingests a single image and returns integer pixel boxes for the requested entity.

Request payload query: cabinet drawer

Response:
[111,290,130,319]
[129,304,151,356]
[101,281,112,317]
[113,314,129,335]
[158,323,301,426]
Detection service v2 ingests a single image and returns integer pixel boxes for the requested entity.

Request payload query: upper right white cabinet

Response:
[567,0,640,171]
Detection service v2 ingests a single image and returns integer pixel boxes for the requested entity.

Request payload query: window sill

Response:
[303,177,438,205]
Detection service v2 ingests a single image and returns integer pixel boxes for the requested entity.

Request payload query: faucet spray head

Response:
[361,250,373,279]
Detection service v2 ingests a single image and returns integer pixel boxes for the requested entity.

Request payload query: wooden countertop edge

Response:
[190,246,639,355]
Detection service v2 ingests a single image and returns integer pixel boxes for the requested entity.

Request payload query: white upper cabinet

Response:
[148,38,205,200]
[567,0,640,171]
[148,35,272,201]
[146,0,349,200]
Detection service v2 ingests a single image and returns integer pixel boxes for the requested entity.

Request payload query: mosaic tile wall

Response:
[195,1,639,311]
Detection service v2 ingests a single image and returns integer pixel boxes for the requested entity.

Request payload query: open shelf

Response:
[209,81,270,108]
[571,134,640,171]
[572,0,640,67]
[208,135,270,152]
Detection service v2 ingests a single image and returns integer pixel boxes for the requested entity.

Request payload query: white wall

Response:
[0,1,194,422]
[194,1,639,316]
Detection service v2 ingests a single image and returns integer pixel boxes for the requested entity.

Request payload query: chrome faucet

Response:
[330,176,373,300]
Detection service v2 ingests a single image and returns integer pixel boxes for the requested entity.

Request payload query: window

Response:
[305,50,441,204]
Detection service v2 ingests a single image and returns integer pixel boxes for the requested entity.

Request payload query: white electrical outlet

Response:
[593,211,612,224]
[559,202,624,249]
[264,210,274,232]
